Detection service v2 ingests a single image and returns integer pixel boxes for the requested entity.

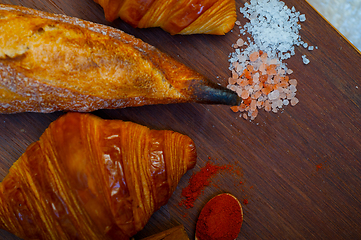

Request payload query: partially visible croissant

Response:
[94,0,237,35]
[0,113,197,240]
[0,4,240,113]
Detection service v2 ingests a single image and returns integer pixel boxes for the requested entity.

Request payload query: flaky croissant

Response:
[94,0,237,35]
[0,4,239,113]
[0,112,197,240]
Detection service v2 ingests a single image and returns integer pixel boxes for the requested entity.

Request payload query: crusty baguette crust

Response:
[0,4,239,113]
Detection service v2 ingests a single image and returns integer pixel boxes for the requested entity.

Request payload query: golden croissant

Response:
[0,4,239,114]
[0,112,197,240]
[94,0,237,35]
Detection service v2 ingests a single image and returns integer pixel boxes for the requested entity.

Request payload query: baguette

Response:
[0,4,240,113]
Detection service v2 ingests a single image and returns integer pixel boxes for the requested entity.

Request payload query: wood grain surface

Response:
[0,0,360,239]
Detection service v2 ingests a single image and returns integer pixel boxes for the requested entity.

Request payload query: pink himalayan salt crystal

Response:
[237,38,245,47]
[264,100,272,112]
[260,52,268,62]
[290,97,299,106]
[250,99,257,111]
[241,90,250,99]
[251,109,258,119]
[289,79,297,86]
[249,51,260,62]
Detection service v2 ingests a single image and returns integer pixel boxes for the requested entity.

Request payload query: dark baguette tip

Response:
[191,80,241,106]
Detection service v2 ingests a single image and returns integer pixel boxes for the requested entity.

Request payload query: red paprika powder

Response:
[196,193,243,240]
[179,162,231,209]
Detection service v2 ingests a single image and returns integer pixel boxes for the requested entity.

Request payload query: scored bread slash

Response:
[227,0,317,121]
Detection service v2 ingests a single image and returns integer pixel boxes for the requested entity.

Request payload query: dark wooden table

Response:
[1,0,360,239]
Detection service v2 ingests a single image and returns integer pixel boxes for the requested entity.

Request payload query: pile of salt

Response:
[228,0,316,120]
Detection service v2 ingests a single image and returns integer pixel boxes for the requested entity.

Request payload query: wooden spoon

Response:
[195,193,243,240]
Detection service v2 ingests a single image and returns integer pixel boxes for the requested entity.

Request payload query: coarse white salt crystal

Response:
[276,99,283,108]
[268,90,280,100]
[302,55,310,64]
[283,88,290,94]
[308,46,314,50]
[238,54,247,62]
[283,99,290,105]
[287,92,296,99]
[239,0,305,60]
[289,84,297,93]
[253,72,260,82]
[303,42,308,48]
[299,14,306,22]
[283,53,291,59]
[272,101,279,110]
[286,69,293,74]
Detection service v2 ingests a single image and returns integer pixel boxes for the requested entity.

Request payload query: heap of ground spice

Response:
[179,162,231,209]
[195,193,243,240]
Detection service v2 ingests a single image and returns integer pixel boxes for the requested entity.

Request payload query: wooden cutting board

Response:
[0,0,360,239]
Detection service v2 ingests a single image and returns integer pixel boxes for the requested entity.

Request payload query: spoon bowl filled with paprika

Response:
[195,193,243,240]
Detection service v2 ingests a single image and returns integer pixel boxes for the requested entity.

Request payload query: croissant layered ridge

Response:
[0,113,197,240]
[94,0,237,35]
[0,4,240,113]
